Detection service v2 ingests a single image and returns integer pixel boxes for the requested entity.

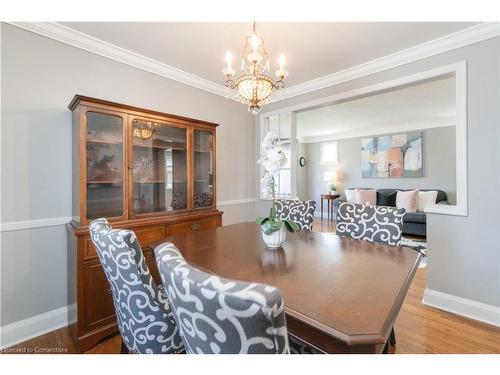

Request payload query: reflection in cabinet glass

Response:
[194,130,214,208]
[132,119,187,215]
[86,112,124,219]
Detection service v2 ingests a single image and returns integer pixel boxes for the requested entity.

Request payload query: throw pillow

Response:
[396,190,418,213]
[355,188,377,206]
[345,189,357,203]
[377,191,397,207]
[417,190,438,212]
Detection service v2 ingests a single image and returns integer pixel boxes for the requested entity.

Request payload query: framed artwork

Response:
[361,132,422,178]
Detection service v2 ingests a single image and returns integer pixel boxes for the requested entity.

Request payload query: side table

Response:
[321,193,340,221]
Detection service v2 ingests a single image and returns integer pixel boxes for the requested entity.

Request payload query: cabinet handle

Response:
[191,223,201,231]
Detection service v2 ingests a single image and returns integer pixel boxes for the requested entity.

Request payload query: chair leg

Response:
[389,327,396,346]
[120,339,129,354]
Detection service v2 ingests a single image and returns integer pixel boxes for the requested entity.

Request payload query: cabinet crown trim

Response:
[69,95,219,127]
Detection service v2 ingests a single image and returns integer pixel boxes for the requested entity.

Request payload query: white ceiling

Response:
[60,22,477,87]
[296,75,456,141]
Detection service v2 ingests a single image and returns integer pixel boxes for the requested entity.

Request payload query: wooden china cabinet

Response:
[67,95,222,352]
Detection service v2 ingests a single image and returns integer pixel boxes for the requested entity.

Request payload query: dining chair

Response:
[335,202,405,349]
[335,202,405,246]
[275,199,316,231]
[155,242,320,354]
[89,218,184,354]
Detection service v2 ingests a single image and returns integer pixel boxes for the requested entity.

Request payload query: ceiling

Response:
[60,22,477,87]
[296,75,456,141]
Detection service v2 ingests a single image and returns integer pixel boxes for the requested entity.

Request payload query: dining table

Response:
[150,222,421,354]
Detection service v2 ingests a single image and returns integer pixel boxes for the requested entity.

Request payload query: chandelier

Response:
[223,22,288,115]
[132,119,155,140]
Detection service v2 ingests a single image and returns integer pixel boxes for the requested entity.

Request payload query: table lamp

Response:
[324,170,338,194]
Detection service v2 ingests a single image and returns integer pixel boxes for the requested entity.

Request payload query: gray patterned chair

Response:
[275,199,316,231]
[155,243,320,354]
[89,218,184,354]
[336,202,405,246]
[335,203,405,349]
[333,188,448,236]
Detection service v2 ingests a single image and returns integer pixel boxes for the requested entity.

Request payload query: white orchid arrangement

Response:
[256,131,299,235]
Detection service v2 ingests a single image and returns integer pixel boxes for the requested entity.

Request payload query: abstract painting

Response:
[361,132,422,178]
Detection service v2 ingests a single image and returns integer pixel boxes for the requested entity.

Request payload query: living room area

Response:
[289,73,457,241]
[1,2,499,371]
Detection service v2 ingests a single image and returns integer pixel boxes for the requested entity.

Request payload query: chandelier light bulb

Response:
[279,53,286,70]
[225,51,232,70]
[223,51,236,77]
[251,35,259,51]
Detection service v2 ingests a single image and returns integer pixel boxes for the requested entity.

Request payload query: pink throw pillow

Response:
[396,190,418,213]
[355,189,377,206]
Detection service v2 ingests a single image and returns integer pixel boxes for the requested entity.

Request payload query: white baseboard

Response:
[423,288,500,327]
[0,304,76,349]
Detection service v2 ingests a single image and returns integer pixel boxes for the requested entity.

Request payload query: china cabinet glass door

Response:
[131,118,188,215]
[193,129,214,209]
[85,111,126,220]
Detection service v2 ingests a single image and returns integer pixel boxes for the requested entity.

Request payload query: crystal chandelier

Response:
[132,119,155,139]
[223,22,288,115]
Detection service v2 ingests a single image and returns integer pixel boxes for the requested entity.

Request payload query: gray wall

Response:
[0,24,255,326]
[303,126,457,210]
[257,37,500,308]
[297,142,308,199]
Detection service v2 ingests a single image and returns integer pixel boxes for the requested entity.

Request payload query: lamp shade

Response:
[323,170,338,182]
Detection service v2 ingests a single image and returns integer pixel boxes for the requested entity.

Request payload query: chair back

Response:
[336,202,405,246]
[275,199,316,231]
[89,218,183,354]
[155,242,290,354]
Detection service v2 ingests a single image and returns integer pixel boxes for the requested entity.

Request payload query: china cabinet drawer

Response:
[167,217,218,236]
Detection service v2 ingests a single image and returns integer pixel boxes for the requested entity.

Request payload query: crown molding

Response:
[7,22,228,98]
[6,22,499,103]
[282,22,499,100]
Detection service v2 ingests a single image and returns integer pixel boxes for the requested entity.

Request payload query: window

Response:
[321,141,339,165]
[261,113,293,199]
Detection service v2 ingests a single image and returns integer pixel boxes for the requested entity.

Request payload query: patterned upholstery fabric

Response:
[274,199,316,231]
[155,243,291,354]
[89,218,184,354]
[336,202,405,246]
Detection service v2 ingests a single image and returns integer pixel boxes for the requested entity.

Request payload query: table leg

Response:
[330,199,334,221]
[321,198,324,220]
[328,199,331,221]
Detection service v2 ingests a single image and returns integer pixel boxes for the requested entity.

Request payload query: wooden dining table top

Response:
[152,222,421,352]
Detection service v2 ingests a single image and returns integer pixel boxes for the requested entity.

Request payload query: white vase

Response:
[261,226,287,249]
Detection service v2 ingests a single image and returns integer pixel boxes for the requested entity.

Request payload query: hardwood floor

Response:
[4,219,500,354]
